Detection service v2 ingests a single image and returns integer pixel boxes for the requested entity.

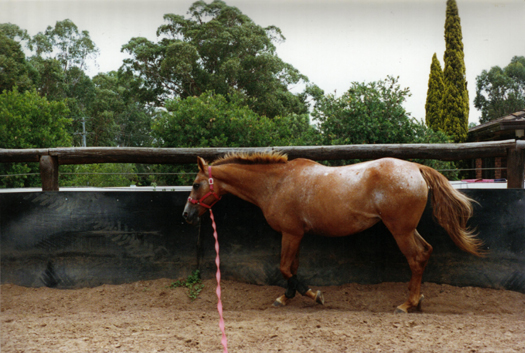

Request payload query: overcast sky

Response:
[2,0,524,124]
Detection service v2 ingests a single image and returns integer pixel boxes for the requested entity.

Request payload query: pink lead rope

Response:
[209,209,228,353]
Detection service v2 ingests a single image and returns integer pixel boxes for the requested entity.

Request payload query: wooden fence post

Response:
[507,141,525,189]
[39,155,59,191]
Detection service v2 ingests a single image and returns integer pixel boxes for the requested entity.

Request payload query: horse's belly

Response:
[305,212,381,237]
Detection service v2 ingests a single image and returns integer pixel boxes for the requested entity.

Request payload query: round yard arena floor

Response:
[2,279,524,352]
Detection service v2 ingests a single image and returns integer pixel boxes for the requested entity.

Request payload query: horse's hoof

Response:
[315,290,324,305]
[417,294,424,311]
[394,307,408,314]
[273,300,284,307]
[273,295,287,307]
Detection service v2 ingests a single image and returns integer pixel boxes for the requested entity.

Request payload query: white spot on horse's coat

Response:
[324,173,328,176]
[374,191,385,203]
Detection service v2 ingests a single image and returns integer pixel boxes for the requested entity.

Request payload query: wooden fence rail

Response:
[1,139,524,191]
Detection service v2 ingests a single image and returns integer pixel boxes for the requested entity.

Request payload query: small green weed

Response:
[169,270,204,301]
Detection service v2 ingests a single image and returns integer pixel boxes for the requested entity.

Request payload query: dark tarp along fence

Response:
[1,189,524,293]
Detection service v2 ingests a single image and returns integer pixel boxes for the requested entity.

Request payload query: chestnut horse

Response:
[182,152,483,313]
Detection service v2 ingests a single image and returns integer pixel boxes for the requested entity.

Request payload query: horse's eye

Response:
[193,183,200,190]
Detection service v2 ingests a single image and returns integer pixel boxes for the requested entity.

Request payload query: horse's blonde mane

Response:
[211,151,288,166]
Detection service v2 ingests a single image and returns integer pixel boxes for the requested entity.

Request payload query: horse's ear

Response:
[197,157,207,173]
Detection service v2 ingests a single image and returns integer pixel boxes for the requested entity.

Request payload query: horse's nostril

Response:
[182,212,188,219]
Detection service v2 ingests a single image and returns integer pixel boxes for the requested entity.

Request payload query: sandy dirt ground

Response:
[2,278,525,353]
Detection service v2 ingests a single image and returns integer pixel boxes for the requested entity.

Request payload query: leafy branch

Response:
[168,270,204,301]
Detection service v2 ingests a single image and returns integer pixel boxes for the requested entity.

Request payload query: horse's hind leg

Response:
[392,229,433,313]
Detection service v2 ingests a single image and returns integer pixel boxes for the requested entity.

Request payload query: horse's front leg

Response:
[273,232,324,307]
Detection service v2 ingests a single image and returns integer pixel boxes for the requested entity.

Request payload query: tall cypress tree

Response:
[441,0,469,142]
[425,53,444,131]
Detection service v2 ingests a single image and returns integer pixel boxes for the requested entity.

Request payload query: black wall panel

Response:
[1,190,524,293]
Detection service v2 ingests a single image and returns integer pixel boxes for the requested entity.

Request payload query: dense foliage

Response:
[310,77,457,176]
[0,89,72,187]
[88,71,153,147]
[60,163,139,188]
[313,77,411,145]
[312,77,448,144]
[474,56,525,123]
[0,32,34,93]
[151,91,318,184]
[153,92,316,148]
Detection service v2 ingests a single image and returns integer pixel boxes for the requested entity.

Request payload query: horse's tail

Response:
[418,165,485,257]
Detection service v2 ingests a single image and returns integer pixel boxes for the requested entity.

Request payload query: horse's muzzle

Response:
[182,203,200,225]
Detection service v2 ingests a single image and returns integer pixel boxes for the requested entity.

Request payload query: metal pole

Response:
[82,117,87,148]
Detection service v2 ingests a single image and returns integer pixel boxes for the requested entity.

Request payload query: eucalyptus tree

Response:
[90,71,153,147]
[121,0,308,118]
[0,32,35,93]
[0,23,30,43]
[29,19,98,73]
[475,56,525,123]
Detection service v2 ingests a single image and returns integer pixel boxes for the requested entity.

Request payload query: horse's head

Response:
[182,157,222,224]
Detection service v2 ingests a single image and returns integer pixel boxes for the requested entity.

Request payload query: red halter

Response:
[188,166,222,209]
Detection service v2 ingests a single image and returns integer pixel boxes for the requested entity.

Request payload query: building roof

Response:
[468,109,525,141]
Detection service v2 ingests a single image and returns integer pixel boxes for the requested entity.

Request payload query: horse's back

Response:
[357,158,428,193]
[290,157,427,194]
